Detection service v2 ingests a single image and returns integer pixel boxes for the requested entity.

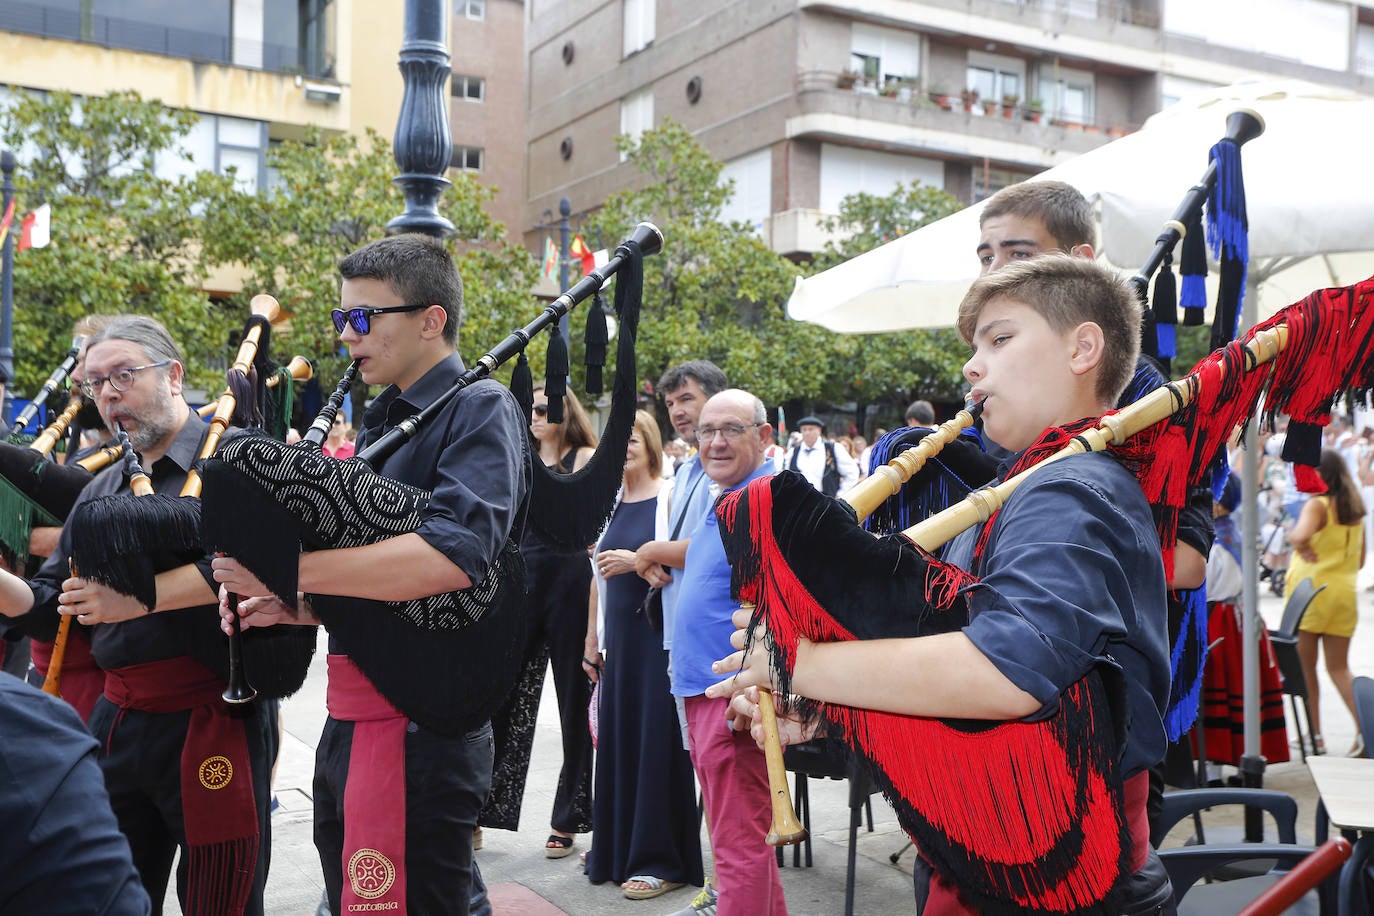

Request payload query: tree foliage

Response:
[204,127,537,414]
[1,88,538,425]
[809,183,972,421]
[583,120,816,408]
[0,89,241,398]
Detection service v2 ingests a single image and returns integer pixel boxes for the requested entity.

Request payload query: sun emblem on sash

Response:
[198,755,233,790]
[348,848,396,900]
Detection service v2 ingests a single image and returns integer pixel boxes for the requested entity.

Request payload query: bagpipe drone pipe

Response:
[197,222,662,736]
[721,272,1374,915]
[64,297,319,701]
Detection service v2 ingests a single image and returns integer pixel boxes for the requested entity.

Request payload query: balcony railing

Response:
[0,1,333,79]
[797,69,1138,136]
[986,0,1161,29]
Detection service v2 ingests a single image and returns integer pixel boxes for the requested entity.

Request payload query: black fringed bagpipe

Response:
[718,267,1374,914]
[0,335,129,567]
[65,296,318,701]
[197,222,663,736]
[518,240,648,550]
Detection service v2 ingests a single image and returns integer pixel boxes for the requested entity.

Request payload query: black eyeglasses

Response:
[532,404,549,417]
[79,360,172,398]
[331,303,429,335]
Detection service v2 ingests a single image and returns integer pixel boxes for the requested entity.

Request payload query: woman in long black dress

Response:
[480,385,598,857]
[585,410,704,900]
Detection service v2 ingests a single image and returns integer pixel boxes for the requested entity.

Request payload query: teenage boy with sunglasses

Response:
[213,233,532,915]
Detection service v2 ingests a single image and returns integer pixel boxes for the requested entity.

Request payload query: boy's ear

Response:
[1069,321,1105,377]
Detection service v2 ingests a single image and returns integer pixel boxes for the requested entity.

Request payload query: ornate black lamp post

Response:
[387,0,455,240]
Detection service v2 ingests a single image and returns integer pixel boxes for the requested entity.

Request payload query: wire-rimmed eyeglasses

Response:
[79,360,172,398]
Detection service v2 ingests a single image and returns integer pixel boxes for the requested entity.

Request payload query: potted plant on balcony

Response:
[982,97,998,116]
[837,69,861,90]
[880,79,901,99]
[961,88,979,112]
[1002,94,1019,118]
[1024,98,1044,123]
[931,87,954,110]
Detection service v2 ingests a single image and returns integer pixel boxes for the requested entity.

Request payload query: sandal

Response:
[622,875,686,900]
[545,833,576,858]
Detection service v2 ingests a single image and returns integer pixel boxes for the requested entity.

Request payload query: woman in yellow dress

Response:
[1285,449,1366,756]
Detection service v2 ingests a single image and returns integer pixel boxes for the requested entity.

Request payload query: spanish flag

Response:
[569,233,595,276]
[19,204,50,251]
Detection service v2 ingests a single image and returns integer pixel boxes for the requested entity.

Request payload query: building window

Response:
[455,0,485,19]
[152,112,266,193]
[623,0,655,57]
[619,88,654,161]
[1038,64,1095,124]
[450,146,483,172]
[451,74,485,101]
[1358,23,1374,77]
[965,51,1024,113]
[972,167,1033,204]
[849,22,919,89]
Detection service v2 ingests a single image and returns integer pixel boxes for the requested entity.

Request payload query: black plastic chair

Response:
[779,738,877,916]
[1268,578,1325,760]
[1160,839,1350,915]
[1154,788,1339,914]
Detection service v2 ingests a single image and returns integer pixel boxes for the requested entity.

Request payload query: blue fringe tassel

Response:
[1155,323,1176,359]
[862,428,986,535]
[1207,139,1249,324]
[1164,586,1210,742]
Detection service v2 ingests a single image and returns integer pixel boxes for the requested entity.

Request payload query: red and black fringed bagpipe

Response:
[64,296,318,701]
[195,222,662,736]
[719,270,1374,914]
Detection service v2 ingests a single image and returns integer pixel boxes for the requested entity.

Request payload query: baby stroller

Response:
[1258,507,1291,597]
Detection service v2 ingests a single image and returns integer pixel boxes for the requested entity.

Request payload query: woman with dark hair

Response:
[584,410,703,901]
[1285,448,1366,756]
[480,386,598,856]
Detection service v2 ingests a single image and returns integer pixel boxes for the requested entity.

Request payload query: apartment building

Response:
[0,0,527,246]
[524,0,1374,257]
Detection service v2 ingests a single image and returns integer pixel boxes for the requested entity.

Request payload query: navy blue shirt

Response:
[13,407,219,669]
[942,451,1170,778]
[355,352,531,586]
[0,672,150,914]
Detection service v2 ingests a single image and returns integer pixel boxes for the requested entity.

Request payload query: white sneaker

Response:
[666,885,717,916]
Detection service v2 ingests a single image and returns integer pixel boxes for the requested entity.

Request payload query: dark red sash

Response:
[29,633,103,722]
[103,657,258,916]
[327,653,408,912]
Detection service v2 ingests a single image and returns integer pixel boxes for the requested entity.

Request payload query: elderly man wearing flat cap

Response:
[784,415,857,498]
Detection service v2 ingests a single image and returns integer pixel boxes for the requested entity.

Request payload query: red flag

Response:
[0,199,14,249]
[569,233,595,276]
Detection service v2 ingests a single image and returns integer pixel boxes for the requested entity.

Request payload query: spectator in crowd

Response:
[482,385,597,857]
[583,410,703,901]
[1285,449,1366,756]
[784,416,858,497]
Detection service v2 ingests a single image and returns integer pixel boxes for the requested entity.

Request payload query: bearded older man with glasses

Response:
[664,388,787,916]
[0,314,280,916]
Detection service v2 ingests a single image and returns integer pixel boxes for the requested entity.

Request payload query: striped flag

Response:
[569,233,595,276]
[541,237,558,282]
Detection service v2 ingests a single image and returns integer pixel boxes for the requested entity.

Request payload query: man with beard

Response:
[0,315,278,915]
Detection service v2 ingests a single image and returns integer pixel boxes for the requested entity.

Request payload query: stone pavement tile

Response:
[488,882,568,915]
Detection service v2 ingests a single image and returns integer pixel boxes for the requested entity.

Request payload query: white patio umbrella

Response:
[788,79,1374,333]
[790,78,1374,783]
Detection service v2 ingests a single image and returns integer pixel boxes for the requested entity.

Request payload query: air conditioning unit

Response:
[303,81,342,104]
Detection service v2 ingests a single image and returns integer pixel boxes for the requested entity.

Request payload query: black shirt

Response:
[356,352,531,585]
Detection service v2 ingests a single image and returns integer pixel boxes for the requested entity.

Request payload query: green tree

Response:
[809,183,971,429]
[0,89,242,398]
[205,128,538,418]
[583,121,820,410]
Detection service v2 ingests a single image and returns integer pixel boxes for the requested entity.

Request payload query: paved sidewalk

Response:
[163,581,1370,915]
